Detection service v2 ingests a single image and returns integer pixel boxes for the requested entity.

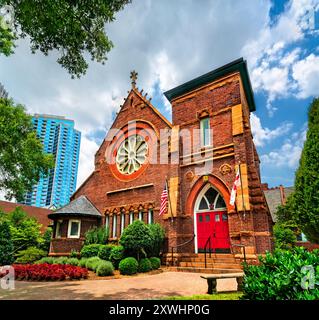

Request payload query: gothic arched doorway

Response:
[194,184,231,253]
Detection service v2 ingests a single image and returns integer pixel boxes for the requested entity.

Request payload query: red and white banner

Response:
[230,167,241,206]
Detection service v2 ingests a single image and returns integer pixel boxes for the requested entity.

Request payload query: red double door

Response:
[196,211,230,252]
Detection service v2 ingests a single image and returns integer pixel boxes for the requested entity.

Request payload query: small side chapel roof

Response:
[164,57,256,112]
[48,195,101,219]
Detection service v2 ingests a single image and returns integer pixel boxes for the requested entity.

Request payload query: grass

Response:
[161,292,242,300]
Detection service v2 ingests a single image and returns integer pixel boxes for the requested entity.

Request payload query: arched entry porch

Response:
[186,175,233,254]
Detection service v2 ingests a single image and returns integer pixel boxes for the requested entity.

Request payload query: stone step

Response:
[168,267,243,274]
[182,253,235,258]
[181,257,237,263]
[179,262,242,269]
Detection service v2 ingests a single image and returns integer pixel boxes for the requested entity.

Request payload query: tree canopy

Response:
[0,97,54,201]
[289,98,319,244]
[0,0,131,77]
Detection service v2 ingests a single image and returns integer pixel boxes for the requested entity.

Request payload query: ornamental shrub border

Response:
[12,264,88,281]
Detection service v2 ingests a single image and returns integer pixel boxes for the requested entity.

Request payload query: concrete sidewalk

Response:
[0,271,238,300]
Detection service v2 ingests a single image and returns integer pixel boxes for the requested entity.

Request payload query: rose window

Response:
[116,135,148,175]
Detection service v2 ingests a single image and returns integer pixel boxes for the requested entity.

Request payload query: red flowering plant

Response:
[13,264,88,281]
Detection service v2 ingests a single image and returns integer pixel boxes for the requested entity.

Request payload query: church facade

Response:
[49,58,273,261]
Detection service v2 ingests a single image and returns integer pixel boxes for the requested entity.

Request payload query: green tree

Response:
[8,207,43,252]
[119,220,153,260]
[0,220,14,265]
[290,98,319,244]
[0,0,131,77]
[147,223,165,257]
[0,98,53,201]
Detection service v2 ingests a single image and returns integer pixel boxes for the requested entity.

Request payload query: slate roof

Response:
[263,186,295,222]
[48,195,101,219]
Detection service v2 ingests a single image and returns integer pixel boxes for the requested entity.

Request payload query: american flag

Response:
[160,180,168,216]
[230,166,241,206]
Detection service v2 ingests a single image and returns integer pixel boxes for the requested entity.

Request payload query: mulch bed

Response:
[87,268,163,280]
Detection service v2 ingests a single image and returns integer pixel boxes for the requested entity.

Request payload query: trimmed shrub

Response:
[120,220,152,259]
[66,258,80,266]
[109,245,124,269]
[96,261,114,276]
[149,257,161,270]
[98,244,115,261]
[35,257,55,264]
[15,247,47,264]
[119,257,138,275]
[138,258,152,273]
[54,257,69,265]
[81,244,104,258]
[85,257,102,271]
[78,258,88,268]
[242,247,319,300]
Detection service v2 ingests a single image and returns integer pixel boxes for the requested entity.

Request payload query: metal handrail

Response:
[232,243,246,263]
[170,234,195,266]
[204,235,212,268]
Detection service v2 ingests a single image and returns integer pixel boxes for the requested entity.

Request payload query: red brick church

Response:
[49,58,273,265]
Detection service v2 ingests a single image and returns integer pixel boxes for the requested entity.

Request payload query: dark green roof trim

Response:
[164,58,256,112]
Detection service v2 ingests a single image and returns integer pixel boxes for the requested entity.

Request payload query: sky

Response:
[1,0,319,191]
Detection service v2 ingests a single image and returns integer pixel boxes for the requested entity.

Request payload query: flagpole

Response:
[166,177,174,222]
[238,161,246,220]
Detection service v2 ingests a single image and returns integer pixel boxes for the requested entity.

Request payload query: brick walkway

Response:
[0,271,238,300]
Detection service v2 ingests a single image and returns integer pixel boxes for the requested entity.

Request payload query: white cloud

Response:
[76,135,99,188]
[292,53,319,98]
[242,0,319,115]
[260,125,307,168]
[0,0,273,188]
[250,114,293,147]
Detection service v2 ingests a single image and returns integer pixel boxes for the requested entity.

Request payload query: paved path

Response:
[0,271,238,300]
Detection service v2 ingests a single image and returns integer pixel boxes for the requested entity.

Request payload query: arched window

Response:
[196,186,226,211]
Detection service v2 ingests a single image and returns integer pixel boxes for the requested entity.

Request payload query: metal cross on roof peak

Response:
[130,70,138,88]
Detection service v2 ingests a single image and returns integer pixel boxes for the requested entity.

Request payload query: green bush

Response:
[78,258,88,268]
[119,257,138,275]
[81,244,104,258]
[120,220,153,259]
[38,227,52,253]
[0,221,14,265]
[147,223,165,257]
[15,246,46,264]
[149,257,161,270]
[98,244,115,261]
[138,258,152,273]
[70,249,80,258]
[273,223,297,250]
[66,258,80,266]
[35,256,55,264]
[85,256,102,271]
[96,261,114,276]
[242,247,319,300]
[84,226,109,245]
[54,256,69,264]
[109,245,124,269]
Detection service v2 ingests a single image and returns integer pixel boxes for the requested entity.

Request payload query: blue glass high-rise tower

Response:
[22,114,81,208]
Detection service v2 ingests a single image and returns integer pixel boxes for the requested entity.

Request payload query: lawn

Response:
[161,292,242,300]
